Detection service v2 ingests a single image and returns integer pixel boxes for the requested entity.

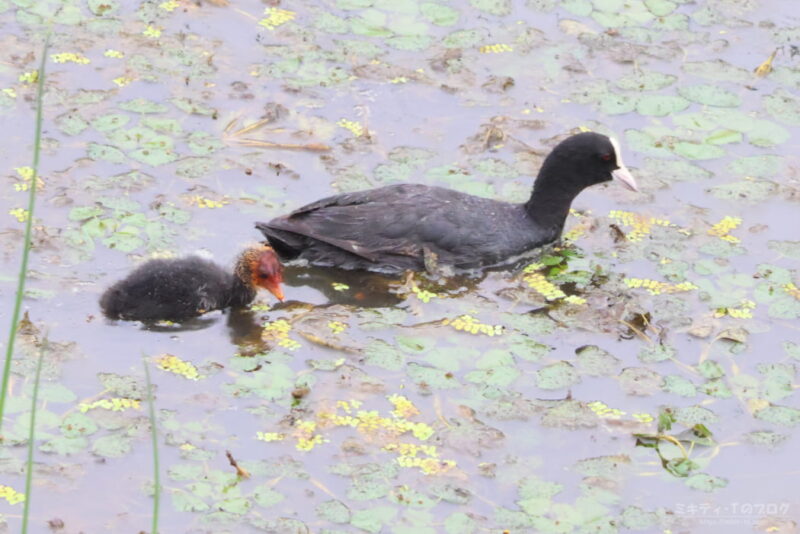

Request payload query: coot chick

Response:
[100,245,284,323]
[256,132,637,273]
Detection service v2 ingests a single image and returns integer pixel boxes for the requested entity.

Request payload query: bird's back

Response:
[259,183,546,273]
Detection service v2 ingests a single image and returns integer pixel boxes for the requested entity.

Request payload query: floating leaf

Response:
[119,98,168,114]
[685,473,728,492]
[536,361,579,390]
[763,89,800,125]
[128,148,178,166]
[678,84,741,107]
[754,405,800,427]
[575,345,620,376]
[710,179,777,202]
[682,60,750,83]
[619,367,663,396]
[616,70,676,91]
[636,95,689,116]
[672,142,725,160]
[87,142,126,164]
[663,375,697,397]
[727,155,783,178]
[421,3,459,25]
[470,0,510,15]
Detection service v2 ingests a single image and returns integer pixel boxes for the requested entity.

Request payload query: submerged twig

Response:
[223,116,331,152]
[226,450,251,479]
[234,139,330,151]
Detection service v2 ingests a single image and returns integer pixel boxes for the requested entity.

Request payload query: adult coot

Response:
[256,132,637,273]
[100,245,284,323]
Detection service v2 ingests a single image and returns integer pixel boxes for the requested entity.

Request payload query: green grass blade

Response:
[0,34,52,435]
[143,358,161,533]
[21,335,47,534]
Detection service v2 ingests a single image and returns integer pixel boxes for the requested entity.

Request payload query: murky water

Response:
[1,0,799,532]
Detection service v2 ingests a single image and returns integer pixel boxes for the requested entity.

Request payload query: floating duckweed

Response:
[563,295,586,305]
[564,210,592,242]
[104,49,124,58]
[2,88,16,98]
[523,262,544,273]
[524,272,566,300]
[15,167,34,181]
[442,314,504,336]
[179,443,195,451]
[588,401,625,419]
[0,485,25,505]
[9,208,29,222]
[19,70,38,83]
[396,456,455,475]
[625,278,698,296]
[79,398,141,413]
[51,52,90,64]
[113,76,133,87]
[708,216,741,243]
[256,432,286,442]
[715,299,756,319]
[259,7,296,29]
[189,195,228,208]
[562,224,587,242]
[609,210,673,242]
[388,394,419,419]
[279,338,302,349]
[159,0,179,11]
[384,442,439,459]
[267,318,291,333]
[784,283,800,300]
[327,321,347,334]
[264,397,450,473]
[336,399,362,413]
[297,434,326,451]
[155,353,204,380]
[411,284,438,303]
[337,119,364,137]
[633,412,654,423]
[282,420,326,451]
[389,76,408,84]
[479,43,513,53]
[387,443,456,475]
[263,319,301,350]
[142,25,162,38]
[331,282,349,291]
[13,167,43,192]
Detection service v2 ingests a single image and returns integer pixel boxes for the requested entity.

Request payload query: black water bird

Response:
[257,132,637,273]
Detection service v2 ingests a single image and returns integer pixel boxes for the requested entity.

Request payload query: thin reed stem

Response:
[0,34,52,435]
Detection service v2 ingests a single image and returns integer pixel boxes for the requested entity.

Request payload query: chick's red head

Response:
[253,246,284,301]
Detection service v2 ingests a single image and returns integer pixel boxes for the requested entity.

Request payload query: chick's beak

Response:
[612,165,638,192]
[263,277,285,302]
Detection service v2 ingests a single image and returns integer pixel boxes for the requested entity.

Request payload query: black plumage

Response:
[257,132,637,273]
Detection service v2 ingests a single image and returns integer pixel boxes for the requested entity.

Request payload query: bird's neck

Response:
[227,273,256,308]
[523,173,580,239]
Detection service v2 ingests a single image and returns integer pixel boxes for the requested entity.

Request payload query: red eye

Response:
[600,153,612,161]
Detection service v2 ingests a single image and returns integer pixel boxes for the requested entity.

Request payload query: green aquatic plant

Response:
[0,35,50,435]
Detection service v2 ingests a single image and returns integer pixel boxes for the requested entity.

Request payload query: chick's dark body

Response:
[100,257,248,323]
